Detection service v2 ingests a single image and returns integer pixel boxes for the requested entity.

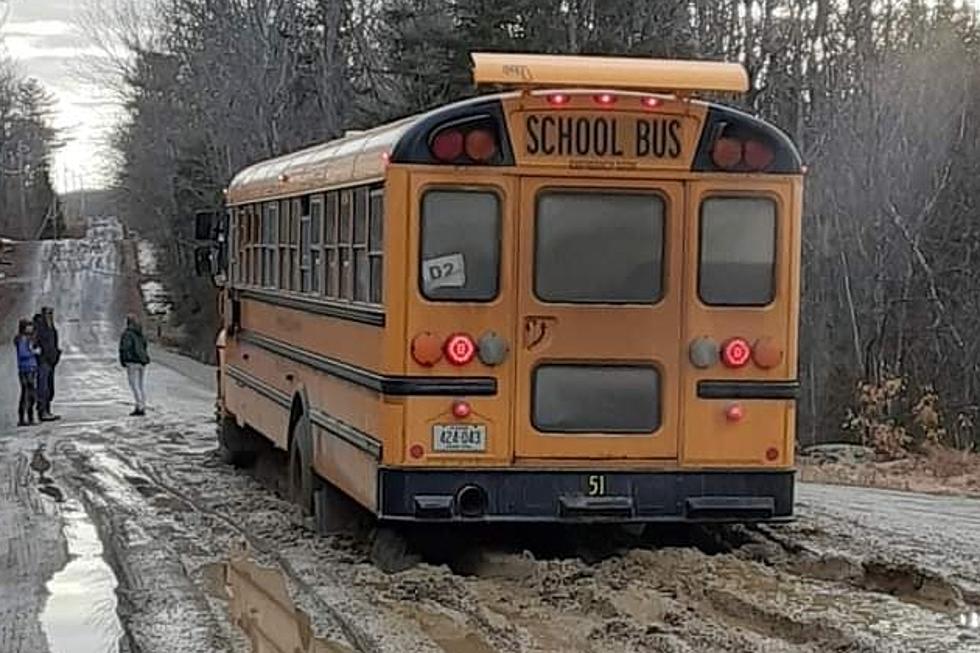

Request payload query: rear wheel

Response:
[288,413,315,514]
[218,416,257,468]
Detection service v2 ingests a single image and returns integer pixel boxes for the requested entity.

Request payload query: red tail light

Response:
[465,129,497,161]
[444,334,476,366]
[721,337,752,368]
[431,129,464,161]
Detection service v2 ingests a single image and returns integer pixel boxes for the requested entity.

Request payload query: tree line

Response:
[0,61,60,240]
[101,0,980,451]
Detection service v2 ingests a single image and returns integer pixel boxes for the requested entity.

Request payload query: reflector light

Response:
[721,337,752,368]
[410,444,425,459]
[465,129,497,161]
[431,129,464,161]
[744,140,774,170]
[547,93,570,106]
[641,96,662,109]
[766,447,780,462]
[444,334,476,366]
[711,137,743,169]
[452,401,472,419]
[725,404,745,422]
[594,93,617,106]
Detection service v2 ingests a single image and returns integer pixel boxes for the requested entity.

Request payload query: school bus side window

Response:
[420,190,500,301]
[699,197,777,306]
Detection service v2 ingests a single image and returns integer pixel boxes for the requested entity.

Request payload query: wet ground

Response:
[1,219,979,652]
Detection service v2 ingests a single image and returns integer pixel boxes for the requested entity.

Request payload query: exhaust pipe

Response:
[456,485,487,518]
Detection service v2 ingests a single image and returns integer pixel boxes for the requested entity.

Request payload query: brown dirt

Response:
[799,447,980,499]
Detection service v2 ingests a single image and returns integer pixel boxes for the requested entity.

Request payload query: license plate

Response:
[432,424,487,452]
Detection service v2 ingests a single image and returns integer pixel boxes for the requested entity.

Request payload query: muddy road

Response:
[1,220,978,652]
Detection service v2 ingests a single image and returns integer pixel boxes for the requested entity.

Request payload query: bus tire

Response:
[288,412,315,515]
[219,416,257,468]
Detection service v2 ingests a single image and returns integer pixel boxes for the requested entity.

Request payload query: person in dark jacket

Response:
[33,307,61,421]
[119,314,150,416]
[14,319,41,426]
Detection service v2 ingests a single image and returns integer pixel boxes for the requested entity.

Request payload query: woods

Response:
[0,64,60,239]
[103,0,980,451]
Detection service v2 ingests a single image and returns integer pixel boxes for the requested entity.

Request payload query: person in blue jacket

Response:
[14,318,40,426]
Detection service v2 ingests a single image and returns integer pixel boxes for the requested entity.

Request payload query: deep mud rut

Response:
[2,221,979,652]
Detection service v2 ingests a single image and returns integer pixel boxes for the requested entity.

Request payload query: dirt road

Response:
[1,220,978,652]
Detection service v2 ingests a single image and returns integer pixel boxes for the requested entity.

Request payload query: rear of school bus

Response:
[378,54,803,523]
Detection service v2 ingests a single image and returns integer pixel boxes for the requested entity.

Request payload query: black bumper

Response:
[378,468,794,523]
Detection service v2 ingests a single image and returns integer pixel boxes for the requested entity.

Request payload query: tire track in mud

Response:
[62,418,980,653]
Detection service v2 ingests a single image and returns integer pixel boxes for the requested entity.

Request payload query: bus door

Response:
[514,177,684,460]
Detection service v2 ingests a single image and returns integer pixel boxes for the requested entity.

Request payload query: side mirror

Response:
[194,211,218,241]
[194,246,214,277]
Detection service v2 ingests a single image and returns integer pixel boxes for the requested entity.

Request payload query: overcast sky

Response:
[1,0,123,191]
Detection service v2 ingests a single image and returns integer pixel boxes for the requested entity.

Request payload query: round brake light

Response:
[431,129,464,161]
[444,334,476,366]
[721,337,752,368]
[711,137,743,169]
[465,129,497,161]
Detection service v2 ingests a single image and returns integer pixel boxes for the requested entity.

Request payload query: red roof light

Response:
[431,129,464,161]
[547,93,570,106]
[594,93,617,106]
[641,96,662,109]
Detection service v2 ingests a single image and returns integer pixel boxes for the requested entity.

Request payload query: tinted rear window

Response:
[420,190,500,301]
[535,192,665,303]
[699,197,776,306]
[533,364,661,433]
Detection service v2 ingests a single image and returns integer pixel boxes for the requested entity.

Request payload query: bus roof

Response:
[227,91,801,206]
[470,52,749,94]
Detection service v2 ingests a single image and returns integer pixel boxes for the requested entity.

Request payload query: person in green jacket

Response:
[119,314,150,416]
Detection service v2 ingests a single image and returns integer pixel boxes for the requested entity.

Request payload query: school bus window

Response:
[277,199,290,291]
[324,192,339,297]
[339,190,353,300]
[420,189,500,301]
[309,195,323,295]
[262,202,278,288]
[699,197,777,306]
[300,201,312,292]
[535,191,665,304]
[353,187,370,302]
[369,188,384,304]
[533,364,661,433]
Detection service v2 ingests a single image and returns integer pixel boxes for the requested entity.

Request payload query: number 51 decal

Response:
[587,475,606,496]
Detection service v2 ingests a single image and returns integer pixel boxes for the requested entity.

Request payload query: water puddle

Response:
[40,500,124,653]
[207,552,353,653]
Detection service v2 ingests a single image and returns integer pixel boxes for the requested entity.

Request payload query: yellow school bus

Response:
[214,53,803,526]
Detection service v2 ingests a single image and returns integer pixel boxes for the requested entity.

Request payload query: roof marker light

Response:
[547,93,570,106]
[641,96,662,109]
[594,93,617,106]
[431,129,464,161]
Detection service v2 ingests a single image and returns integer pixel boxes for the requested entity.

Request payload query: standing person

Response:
[14,319,40,426]
[33,307,61,421]
[119,314,150,416]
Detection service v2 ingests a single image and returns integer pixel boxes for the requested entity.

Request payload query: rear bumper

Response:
[377,468,794,523]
